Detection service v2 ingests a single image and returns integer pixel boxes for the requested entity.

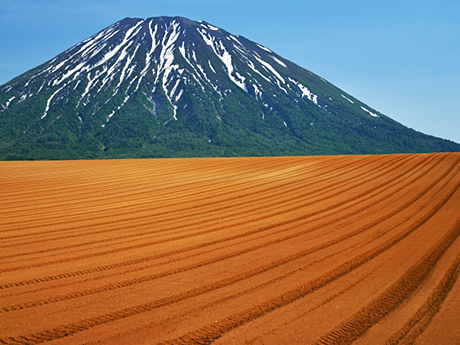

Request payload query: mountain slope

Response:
[0,16,458,159]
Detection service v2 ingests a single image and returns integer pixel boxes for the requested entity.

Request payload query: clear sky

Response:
[1,0,459,143]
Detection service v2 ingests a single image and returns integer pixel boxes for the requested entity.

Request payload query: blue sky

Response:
[1,0,459,143]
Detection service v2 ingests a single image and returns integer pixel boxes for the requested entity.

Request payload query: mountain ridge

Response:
[1,16,458,159]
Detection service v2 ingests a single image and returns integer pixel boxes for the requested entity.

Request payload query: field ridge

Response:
[1,153,459,344]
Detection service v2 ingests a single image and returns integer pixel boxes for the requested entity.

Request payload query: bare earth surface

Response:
[0,153,459,345]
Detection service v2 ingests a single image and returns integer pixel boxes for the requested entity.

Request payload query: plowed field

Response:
[1,153,459,345]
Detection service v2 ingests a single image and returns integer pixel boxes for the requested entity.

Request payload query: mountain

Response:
[0,16,458,159]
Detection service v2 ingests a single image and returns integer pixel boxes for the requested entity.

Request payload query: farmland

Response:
[0,153,459,344]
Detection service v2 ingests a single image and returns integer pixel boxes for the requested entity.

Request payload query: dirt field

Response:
[0,153,459,345]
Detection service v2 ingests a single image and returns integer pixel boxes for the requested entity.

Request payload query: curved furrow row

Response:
[158,179,460,345]
[0,157,245,199]
[0,156,322,216]
[0,153,443,290]
[0,166,388,266]
[0,154,418,272]
[384,254,460,345]
[313,219,460,345]
[2,154,398,268]
[0,158,302,220]
[1,153,458,345]
[0,226,383,314]
[0,154,425,276]
[1,162,442,312]
[0,155,378,246]
[1,156,458,344]
[109,245,383,345]
[0,155,372,236]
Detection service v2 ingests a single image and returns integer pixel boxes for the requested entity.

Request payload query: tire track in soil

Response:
[385,254,460,345]
[0,172,427,314]
[0,156,348,233]
[0,157,366,254]
[0,162,299,231]
[94,251,382,345]
[243,265,382,345]
[313,219,460,345]
[0,156,342,215]
[1,160,457,344]
[1,158,405,281]
[0,154,380,246]
[0,182,420,299]
[0,155,380,255]
[0,175,424,312]
[3,155,446,322]
[0,153,442,308]
[156,179,460,345]
[0,157,248,206]
[0,154,417,273]
[0,154,431,290]
[0,153,439,309]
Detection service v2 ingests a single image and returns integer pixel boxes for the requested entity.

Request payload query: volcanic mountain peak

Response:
[0,16,458,159]
[2,17,322,125]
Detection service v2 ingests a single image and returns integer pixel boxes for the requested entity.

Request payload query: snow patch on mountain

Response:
[197,28,247,91]
[288,77,318,105]
[254,55,285,84]
[208,60,216,74]
[42,85,66,119]
[3,16,349,130]
[361,106,379,118]
[154,20,182,120]
[341,94,354,104]
[2,96,15,110]
[135,22,159,92]
[201,23,219,31]
[270,56,287,68]
[256,44,272,53]
[253,84,262,99]
[247,60,270,83]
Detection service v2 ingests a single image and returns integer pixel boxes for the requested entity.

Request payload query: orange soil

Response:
[0,153,459,345]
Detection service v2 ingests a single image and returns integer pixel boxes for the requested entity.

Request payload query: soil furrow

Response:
[2,160,457,344]
[0,154,417,272]
[1,154,458,345]
[157,178,460,345]
[0,155,381,253]
[313,219,460,345]
[385,254,460,345]
[0,154,431,286]
[0,154,384,242]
